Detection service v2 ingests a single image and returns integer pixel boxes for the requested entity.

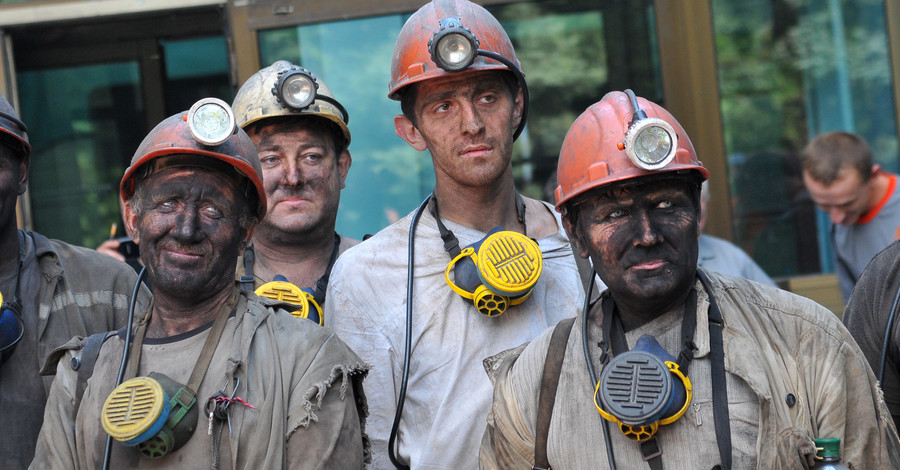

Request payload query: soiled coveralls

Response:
[30,292,369,470]
[698,234,775,286]
[843,239,900,428]
[0,230,150,470]
[833,172,900,301]
[481,271,900,469]
[326,199,582,469]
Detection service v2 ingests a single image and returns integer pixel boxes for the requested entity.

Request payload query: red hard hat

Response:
[0,94,31,158]
[121,101,267,218]
[388,0,522,101]
[554,91,709,212]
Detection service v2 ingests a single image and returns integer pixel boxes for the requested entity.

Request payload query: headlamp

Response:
[255,279,323,326]
[274,68,318,110]
[623,117,678,170]
[186,98,236,147]
[619,89,678,171]
[429,17,479,72]
[270,66,350,124]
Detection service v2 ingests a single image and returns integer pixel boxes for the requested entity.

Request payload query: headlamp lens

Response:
[279,72,316,110]
[623,117,678,170]
[436,33,476,70]
[634,125,673,165]
[187,98,235,147]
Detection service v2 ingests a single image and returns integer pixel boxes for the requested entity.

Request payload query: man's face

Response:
[125,166,252,301]
[394,70,523,189]
[0,146,27,232]
[802,166,873,226]
[564,178,700,312]
[247,122,350,241]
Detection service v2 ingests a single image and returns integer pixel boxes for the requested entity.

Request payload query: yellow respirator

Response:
[444,228,542,317]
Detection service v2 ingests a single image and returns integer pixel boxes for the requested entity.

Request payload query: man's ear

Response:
[561,213,590,259]
[337,149,351,189]
[394,115,428,151]
[239,222,256,256]
[16,155,28,196]
[872,163,882,179]
[123,200,140,245]
[511,87,525,130]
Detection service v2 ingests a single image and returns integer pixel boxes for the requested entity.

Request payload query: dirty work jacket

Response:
[30,292,370,469]
[481,271,900,469]
[326,198,582,469]
[1,230,150,470]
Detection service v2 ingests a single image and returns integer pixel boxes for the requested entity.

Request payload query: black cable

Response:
[879,281,900,383]
[624,88,648,123]
[477,50,529,141]
[102,266,147,470]
[388,194,432,470]
[581,271,616,470]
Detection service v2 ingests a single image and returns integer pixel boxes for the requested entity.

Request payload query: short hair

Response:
[801,131,874,185]
[244,114,348,157]
[398,70,520,126]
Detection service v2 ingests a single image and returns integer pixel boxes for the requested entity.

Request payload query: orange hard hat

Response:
[389,0,521,100]
[389,0,529,138]
[121,98,267,218]
[554,90,709,212]
[0,94,31,158]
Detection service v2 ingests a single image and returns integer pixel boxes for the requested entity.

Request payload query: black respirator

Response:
[593,334,692,441]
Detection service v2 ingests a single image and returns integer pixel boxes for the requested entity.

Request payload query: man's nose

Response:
[282,159,304,187]
[829,209,846,225]
[173,207,203,242]
[460,101,485,136]
[632,211,663,246]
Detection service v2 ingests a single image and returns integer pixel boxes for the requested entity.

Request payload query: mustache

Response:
[621,246,671,266]
[269,179,328,200]
[158,240,205,256]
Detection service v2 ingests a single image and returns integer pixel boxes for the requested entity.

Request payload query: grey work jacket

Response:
[481,271,900,469]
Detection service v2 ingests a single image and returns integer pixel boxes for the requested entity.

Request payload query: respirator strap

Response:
[239,245,256,293]
[429,192,528,259]
[429,198,462,257]
[242,233,339,307]
[313,233,341,306]
[185,290,240,395]
[597,286,700,470]
[124,289,240,394]
[676,289,699,374]
[698,270,732,470]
